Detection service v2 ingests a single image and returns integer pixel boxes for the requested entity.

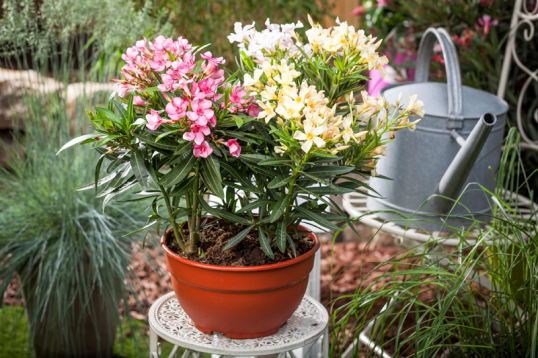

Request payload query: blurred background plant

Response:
[329,128,538,357]
[355,0,538,196]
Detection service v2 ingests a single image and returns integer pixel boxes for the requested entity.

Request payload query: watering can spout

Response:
[433,112,497,213]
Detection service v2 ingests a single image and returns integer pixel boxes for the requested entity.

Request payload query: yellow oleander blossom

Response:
[293,120,326,153]
[257,101,277,123]
[275,96,304,120]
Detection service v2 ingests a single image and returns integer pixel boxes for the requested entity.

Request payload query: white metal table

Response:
[148,292,329,358]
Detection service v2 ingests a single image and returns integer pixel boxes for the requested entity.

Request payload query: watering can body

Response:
[366,28,508,231]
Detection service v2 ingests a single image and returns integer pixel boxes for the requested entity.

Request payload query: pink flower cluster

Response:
[114,35,258,158]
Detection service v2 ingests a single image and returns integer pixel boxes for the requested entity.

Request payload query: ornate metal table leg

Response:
[322,327,329,358]
[150,326,160,358]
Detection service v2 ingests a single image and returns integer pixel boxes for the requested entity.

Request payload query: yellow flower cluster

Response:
[304,19,389,76]
[245,60,369,154]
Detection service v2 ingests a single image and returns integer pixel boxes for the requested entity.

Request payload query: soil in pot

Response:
[165,223,315,266]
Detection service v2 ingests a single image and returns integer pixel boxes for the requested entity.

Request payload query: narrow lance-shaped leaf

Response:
[276,221,287,253]
[222,226,254,251]
[295,206,341,231]
[201,155,224,199]
[236,199,276,214]
[258,228,274,259]
[159,153,196,187]
[94,154,106,194]
[130,149,149,191]
[269,193,291,223]
[268,175,294,189]
[56,133,102,154]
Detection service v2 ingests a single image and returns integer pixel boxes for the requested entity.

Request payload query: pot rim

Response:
[161,222,320,272]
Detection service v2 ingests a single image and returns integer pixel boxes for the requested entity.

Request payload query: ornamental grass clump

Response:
[60,17,424,262]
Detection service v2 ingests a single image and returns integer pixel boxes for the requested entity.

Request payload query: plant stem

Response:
[160,184,186,251]
[283,170,299,224]
[187,161,201,255]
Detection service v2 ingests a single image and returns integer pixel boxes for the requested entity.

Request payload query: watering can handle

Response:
[415,28,464,130]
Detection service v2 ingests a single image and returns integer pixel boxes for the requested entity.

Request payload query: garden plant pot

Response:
[23,283,120,358]
[161,223,320,339]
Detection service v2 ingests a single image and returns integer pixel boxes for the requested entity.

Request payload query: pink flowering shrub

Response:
[111,35,256,158]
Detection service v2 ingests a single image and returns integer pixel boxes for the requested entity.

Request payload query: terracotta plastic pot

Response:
[161,222,320,339]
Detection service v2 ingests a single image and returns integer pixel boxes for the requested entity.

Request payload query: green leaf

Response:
[95,107,123,127]
[296,185,353,195]
[130,149,149,191]
[300,171,342,192]
[201,155,224,199]
[169,176,195,196]
[123,220,159,237]
[197,195,251,225]
[258,158,291,166]
[94,154,106,194]
[222,226,254,251]
[56,133,101,154]
[295,206,341,231]
[240,154,273,163]
[304,166,354,178]
[159,153,196,188]
[258,228,274,259]
[97,167,132,197]
[173,141,192,155]
[287,234,296,258]
[276,221,287,253]
[134,130,178,151]
[74,167,125,191]
[141,86,160,93]
[220,162,262,194]
[269,193,291,223]
[236,199,276,213]
[102,176,138,211]
[268,175,294,189]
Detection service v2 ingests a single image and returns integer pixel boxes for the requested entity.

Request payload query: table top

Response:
[148,292,329,356]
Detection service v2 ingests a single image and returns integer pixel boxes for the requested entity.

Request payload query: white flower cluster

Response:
[227,19,311,61]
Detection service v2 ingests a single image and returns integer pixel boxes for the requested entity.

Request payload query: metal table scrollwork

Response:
[148,292,329,358]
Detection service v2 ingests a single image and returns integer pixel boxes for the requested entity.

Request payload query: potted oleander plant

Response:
[59,17,424,338]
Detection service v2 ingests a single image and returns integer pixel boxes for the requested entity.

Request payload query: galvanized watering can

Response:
[366,28,509,231]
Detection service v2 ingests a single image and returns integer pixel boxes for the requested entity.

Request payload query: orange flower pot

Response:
[161,224,320,339]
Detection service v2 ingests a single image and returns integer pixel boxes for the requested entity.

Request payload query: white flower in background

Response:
[276,96,304,120]
[228,22,256,44]
[293,120,326,153]
[257,101,277,123]
[228,19,305,61]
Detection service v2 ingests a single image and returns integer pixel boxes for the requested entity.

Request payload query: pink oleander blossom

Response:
[193,141,213,158]
[133,96,146,106]
[122,47,138,62]
[183,124,210,144]
[149,51,169,72]
[150,35,175,52]
[352,5,366,15]
[247,103,261,117]
[146,109,166,131]
[116,83,134,98]
[228,85,249,108]
[226,139,241,157]
[478,14,498,34]
[134,38,147,52]
[187,98,214,125]
[165,97,189,121]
